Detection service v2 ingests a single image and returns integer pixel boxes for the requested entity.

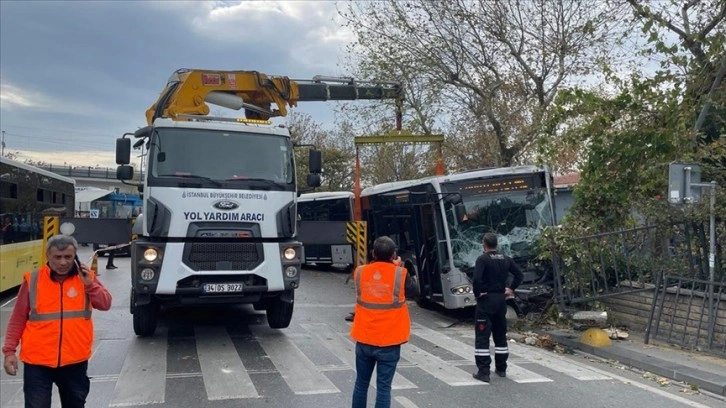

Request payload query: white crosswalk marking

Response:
[300,323,417,390]
[411,323,553,384]
[2,321,629,407]
[401,343,484,386]
[507,342,612,381]
[110,330,168,406]
[195,326,259,400]
[250,325,339,395]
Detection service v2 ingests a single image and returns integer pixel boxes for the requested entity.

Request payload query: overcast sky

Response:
[0,1,353,168]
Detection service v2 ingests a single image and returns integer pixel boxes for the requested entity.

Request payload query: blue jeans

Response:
[352,343,401,408]
[23,361,90,408]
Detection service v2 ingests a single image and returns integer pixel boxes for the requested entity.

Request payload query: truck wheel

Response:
[131,289,159,337]
[266,291,294,329]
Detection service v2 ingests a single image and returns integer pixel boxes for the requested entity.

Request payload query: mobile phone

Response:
[72,255,84,276]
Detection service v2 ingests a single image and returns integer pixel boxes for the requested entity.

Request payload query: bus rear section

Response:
[0,157,75,293]
[297,191,354,268]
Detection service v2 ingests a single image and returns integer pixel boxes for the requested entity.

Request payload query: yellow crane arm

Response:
[145,69,300,124]
[146,69,403,125]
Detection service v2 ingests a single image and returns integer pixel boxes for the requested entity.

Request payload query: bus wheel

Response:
[131,289,159,337]
[266,290,294,329]
[413,271,433,309]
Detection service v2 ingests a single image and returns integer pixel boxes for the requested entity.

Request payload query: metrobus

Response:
[361,166,556,309]
[297,191,355,268]
[0,157,76,292]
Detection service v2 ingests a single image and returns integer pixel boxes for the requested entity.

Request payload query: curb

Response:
[547,331,726,397]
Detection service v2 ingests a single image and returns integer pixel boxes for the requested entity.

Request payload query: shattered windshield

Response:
[445,188,553,269]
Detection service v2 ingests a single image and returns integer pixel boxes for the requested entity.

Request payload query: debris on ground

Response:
[642,371,671,387]
[603,327,629,340]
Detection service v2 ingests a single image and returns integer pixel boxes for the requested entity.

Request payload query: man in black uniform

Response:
[472,233,523,382]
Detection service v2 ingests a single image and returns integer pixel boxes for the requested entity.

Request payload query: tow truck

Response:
[116,69,402,336]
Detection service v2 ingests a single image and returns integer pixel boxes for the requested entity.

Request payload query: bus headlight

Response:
[450,285,472,294]
[140,268,155,281]
[143,248,159,262]
[283,247,296,260]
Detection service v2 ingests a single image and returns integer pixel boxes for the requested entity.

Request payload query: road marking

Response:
[395,396,421,408]
[301,323,417,390]
[508,342,611,381]
[110,330,168,406]
[411,323,552,384]
[195,326,259,400]
[401,343,484,386]
[251,325,339,395]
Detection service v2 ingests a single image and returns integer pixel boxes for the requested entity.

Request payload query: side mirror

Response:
[444,193,462,205]
[116,138,131,165]
[454,203,467,222]
[117,165,134,181]
[309,149,322,174]
[306,173,321,188]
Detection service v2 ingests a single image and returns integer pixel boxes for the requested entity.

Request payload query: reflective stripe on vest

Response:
[355,265,405,310]
[28,270,92,321]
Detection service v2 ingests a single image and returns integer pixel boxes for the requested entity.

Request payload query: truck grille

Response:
[185,242,263,271]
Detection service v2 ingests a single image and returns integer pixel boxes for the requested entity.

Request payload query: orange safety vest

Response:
[350,262,410,347]
[19,265,94,368]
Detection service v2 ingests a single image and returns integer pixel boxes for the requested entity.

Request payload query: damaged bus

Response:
[360,166,556,309]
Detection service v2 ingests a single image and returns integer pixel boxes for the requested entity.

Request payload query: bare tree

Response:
[340,0,624,167]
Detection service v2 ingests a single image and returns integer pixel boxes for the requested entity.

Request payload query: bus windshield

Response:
[445,187,553,268]
[298,198,352,222]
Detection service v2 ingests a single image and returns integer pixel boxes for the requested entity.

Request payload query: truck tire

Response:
[266,290,294,329]
[131,289,159,337]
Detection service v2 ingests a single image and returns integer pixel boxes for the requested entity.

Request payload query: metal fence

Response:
[38,164,143,181]
[551,225,668,305]
[645,275,726,356]
[551,222,723,306]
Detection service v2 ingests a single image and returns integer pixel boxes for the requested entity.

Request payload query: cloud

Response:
[8,149,118,169]
[0,82,48,108]
[0,0,351,161]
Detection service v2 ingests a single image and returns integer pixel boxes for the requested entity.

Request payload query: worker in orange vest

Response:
[3,234,112,408]
[350,236,419,408]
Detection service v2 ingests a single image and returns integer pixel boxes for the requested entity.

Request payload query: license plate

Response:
[203,283,243,293]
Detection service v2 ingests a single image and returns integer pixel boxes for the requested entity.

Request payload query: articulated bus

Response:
[361,166,556,309]
[0,157,75,293]
[297,191,355,268]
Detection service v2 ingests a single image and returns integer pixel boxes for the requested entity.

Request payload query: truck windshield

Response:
[444,186,553,268]
[148,128,295,189]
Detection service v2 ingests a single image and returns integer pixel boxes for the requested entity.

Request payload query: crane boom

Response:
[146,69,403,125]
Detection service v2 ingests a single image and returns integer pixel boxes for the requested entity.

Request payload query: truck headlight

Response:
[143,248,159,262]
[285,266,298,278]
[140,268,155,281]
[283,247,296,260]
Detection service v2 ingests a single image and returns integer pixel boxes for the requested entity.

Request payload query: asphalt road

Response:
[1,246,723,408]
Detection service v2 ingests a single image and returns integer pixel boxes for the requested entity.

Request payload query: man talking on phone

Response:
[3,234,112,408]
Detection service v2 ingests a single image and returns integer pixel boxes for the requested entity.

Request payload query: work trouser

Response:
[23,361,90,408]
[474,293,508,374]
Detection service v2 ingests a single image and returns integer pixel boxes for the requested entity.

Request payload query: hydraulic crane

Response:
[146,68,404,125]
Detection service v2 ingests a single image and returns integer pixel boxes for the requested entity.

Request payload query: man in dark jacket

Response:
[472,233,523,382]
